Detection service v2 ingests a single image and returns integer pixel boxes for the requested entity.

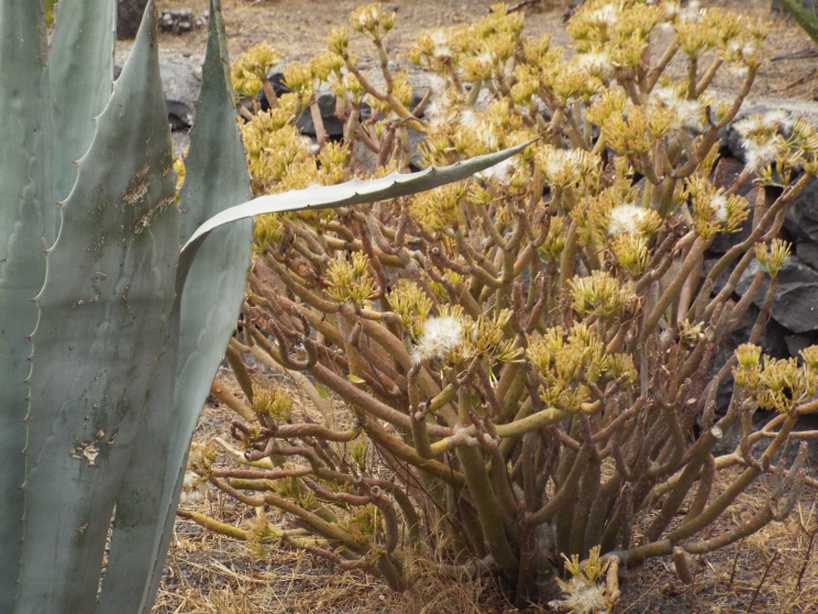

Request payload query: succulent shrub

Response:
[182,0,818,604]
[0,1,516,612]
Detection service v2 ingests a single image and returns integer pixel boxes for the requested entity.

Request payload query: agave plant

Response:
[0,1,522,611]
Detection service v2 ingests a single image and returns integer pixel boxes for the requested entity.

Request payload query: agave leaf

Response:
[16,3,179,612]
[98,1,254,609]
[0,1,53,610]
[49,0,115,202]
[177,141,531,287]
[780,0,818,44]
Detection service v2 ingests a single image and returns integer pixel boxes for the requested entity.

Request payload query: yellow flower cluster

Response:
[231,43,280,98]
[252,386,294,420]
[734,344,818,413]
[527,324,635,412]
[570,271,636,319]
[685,176,749,240]
[409,183,468,233]
[325,251,378,305]
[387,280,435,339]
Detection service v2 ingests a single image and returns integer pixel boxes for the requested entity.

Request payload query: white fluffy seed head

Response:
[654,87,704,131]
[460,109,480,130]
[589,4,619,26]
[710,194,729,223]
[412,316,463,363]
[608,203,649,236]
[477,157,516,183]
[576,51,613,79]
[744,140,780,171]
[761,110,793,132]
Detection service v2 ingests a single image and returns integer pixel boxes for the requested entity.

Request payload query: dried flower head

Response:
[411,315,464,363]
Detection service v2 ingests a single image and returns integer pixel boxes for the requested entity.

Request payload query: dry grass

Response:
[153,363,818,613]
[153,372,520,614]
[151,0,818,101]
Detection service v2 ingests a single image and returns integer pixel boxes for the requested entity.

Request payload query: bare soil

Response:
[149,0,818,99]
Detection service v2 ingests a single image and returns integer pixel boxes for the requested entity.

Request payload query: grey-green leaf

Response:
[98,1,254,610]
[16,3,179,612]
[177,141,532,287]
[49,0,115,202]
[0,2,53,610]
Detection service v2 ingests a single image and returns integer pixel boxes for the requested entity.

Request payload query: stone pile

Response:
[159,9,206,35]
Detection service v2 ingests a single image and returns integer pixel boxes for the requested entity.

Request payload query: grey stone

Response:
[159,9,200,35]
[736,256,818,333]
[159,57,202,111]
[117,54,201,132]
[159,56,202,132]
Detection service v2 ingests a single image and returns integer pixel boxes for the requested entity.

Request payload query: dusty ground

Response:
[150,1,818,612]
[154,371,818,614]
[150,0,818,98]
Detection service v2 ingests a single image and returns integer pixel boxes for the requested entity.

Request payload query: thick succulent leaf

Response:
[177,141,531,286]
[49,0,115,202]
[16,4,179,613]
[0,2,53,610]
[98,1,254,610]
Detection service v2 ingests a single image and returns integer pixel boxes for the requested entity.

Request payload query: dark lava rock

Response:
[166,100,193,132]
[784,176,818,242]
[117,0,149,39]
[736,256,818,333]
[797,241,818,269]
[298,93,346,139]
[785,331,818,356]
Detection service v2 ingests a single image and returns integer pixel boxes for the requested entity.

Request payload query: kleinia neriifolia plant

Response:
[0,1,519,612]
[181,0,818,606]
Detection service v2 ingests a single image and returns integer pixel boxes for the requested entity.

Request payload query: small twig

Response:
[747,551,779,611]
[795,527,817,592]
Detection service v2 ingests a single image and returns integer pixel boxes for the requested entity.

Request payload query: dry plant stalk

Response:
[183,0,818,603]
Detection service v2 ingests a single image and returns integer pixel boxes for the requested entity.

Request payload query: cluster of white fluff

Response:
[663,0,702,22]
[459,108,500,150]
[422,75,452,126]
[549,578,610,614]
[477,157,517,183]
[541,148,590,185]
[412,316,463,363]
[588,3,620,26]
[431,30,452,60]
[608,203,650,236]
[734,111,793,171]
[180,470,206,505]
[709,194,729,223]
[575,51,614,79]
[745,141,782,172]
[653,87,706,132]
